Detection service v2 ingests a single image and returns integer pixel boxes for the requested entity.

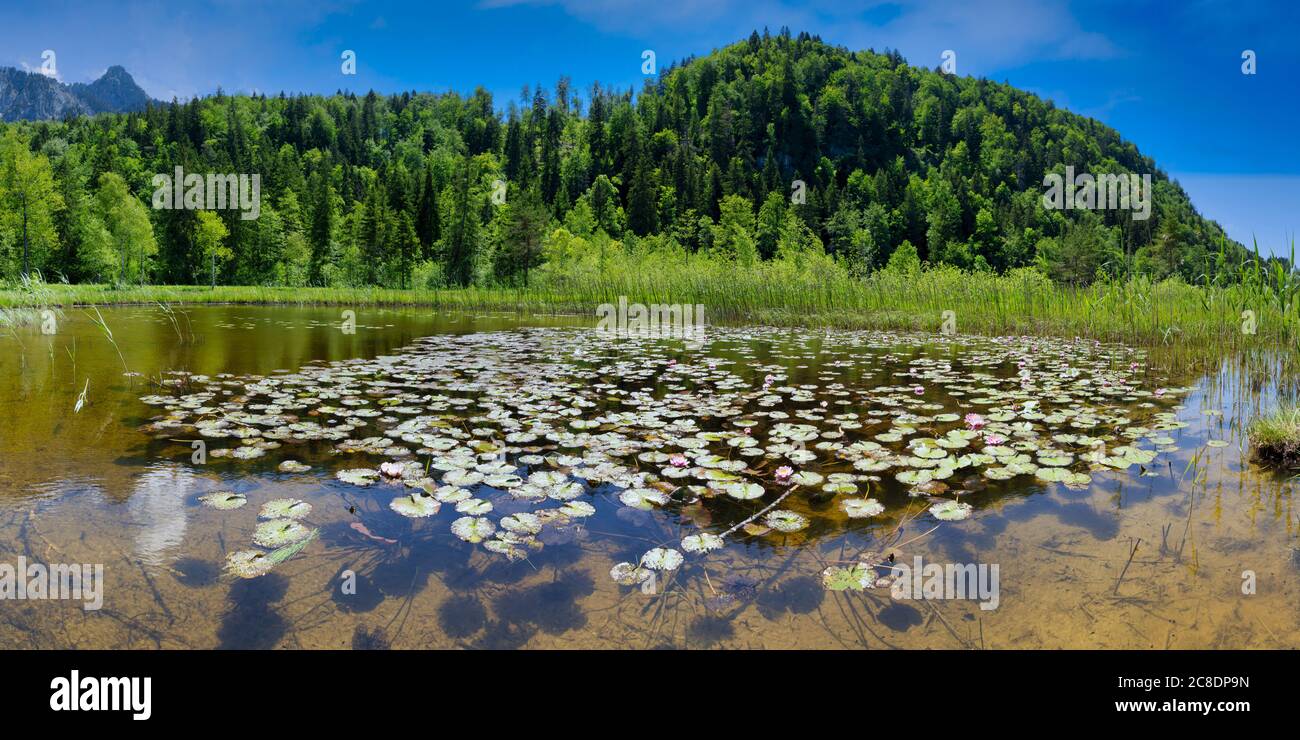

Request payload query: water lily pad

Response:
[451,516,495,543]
[840,497,885,518]
[337,468,380,486]
[253,518,313,548]
[610,561,653,585]
[929,500,973,521]
[765,510,808,532]
[640,547,684,571]
[225,550,274,578]
[681,532,724,553]
[259,498,311,520]
[391,493,441,518]
[199,491,247,510]
[822,564,874,591]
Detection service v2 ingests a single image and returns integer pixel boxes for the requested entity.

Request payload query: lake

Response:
[0,305,1296,648]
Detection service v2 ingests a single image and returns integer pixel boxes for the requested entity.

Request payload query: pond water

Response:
[0,305,1296,649]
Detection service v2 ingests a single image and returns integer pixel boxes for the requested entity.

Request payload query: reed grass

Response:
[2,247,1297,356]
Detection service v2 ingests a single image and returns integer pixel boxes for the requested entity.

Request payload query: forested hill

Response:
[0,30,1263,288]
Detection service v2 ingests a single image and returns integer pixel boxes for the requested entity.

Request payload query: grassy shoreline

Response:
[3,265,1297,354]
[1248,405,1300,468]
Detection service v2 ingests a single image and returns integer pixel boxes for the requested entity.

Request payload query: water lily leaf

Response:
[337,468,380,487]
[199,491,247,510]
[620,487,669,509]
[610,561,653,586]
[681,532,724,553]
[640,547,684,571]
[451,516,496,543]
[840,497,885,518]
[822,564,874,591]
[929,500,973,521]
[765,510,808,532]
[724,482,765,500]
[391,493,441,518]
[253,518,313,548]
[259,498,312,520]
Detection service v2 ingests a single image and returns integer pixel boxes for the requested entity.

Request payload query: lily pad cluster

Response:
[142,328,1188,587]
[202,494,319,578]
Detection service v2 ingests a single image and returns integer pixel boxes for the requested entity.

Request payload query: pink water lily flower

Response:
[913,386,924,395]
[775,466,794,482]
[964,413,986,430]
[379,461,404,479]
[669,454,688,468]
[1154,388,1166,397]
[984,433,1006,446]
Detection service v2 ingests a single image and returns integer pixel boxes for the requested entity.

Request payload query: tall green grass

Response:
[3,245,1297,355]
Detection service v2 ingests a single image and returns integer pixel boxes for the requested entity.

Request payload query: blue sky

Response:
[3,0,1297,256]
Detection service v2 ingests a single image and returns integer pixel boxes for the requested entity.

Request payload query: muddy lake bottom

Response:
[0,305,1297,649]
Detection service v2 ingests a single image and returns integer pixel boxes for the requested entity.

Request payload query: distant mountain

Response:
[0,65,153,121]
